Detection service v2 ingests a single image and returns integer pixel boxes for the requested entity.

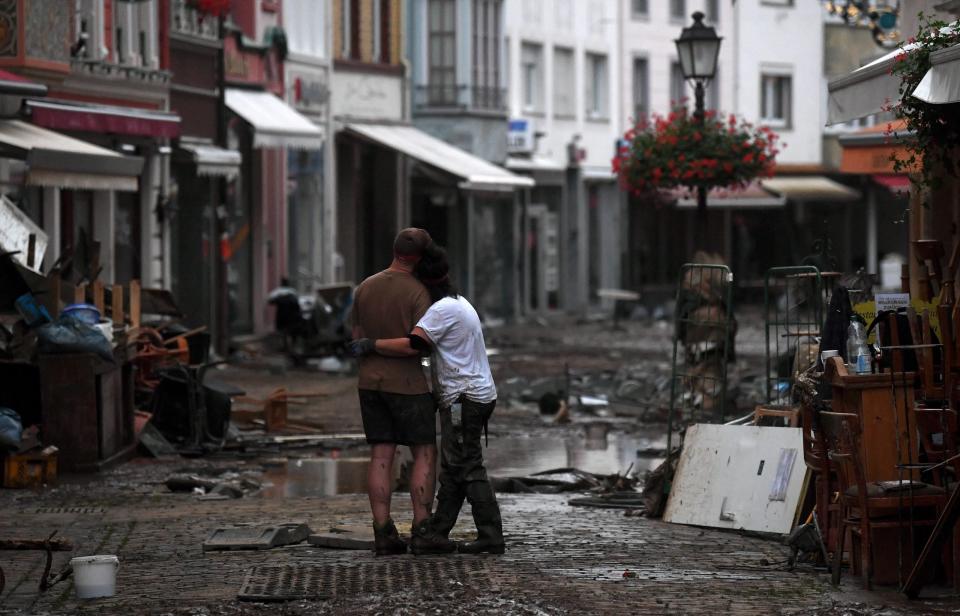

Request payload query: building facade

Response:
[504,0,623,313]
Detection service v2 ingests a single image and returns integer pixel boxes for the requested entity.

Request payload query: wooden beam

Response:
[74,283,86,304]
[111,284,124,324]
[129,279,141,328]
[92,280,104,314]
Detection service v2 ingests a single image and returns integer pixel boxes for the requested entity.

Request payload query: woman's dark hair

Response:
[415,243,459,303]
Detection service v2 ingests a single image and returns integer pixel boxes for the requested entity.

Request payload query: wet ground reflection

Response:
[259,424,665,497]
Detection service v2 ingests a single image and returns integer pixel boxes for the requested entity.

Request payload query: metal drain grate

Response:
[33,507,105,514]
[239,560,491,602]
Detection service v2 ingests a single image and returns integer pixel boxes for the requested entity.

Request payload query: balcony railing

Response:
[171,0,220,40]
[414,84,506,113]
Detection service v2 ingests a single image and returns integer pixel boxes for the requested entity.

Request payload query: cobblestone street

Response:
[3,317,960,615]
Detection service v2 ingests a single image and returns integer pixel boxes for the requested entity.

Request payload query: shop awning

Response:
[225,88,323,150]
[872,173,911,195]
[838,120,915,174]
[0,120,142,191]
[505,156,566,173]
[345,123,534,191]
[0,70,47,97]
[761,176,861,202]
[827,46,907,125]
[582,167,616,182]
[25,99,180,139]
[177,141,241,179]
[913,42,960,104]
[673,180,786,209]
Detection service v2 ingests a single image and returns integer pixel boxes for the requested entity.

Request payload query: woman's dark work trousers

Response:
[429,397,504,552]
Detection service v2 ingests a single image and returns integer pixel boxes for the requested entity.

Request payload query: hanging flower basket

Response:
[188,0,231,18]
[613,106,780,199]
[888,14,960,194]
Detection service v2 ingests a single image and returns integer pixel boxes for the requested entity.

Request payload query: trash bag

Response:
[36,317,115,363]
[0,407,22,452]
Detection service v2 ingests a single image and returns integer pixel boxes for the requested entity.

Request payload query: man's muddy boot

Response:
[410,520,457,555]
[458,486,505,555]
[373,518,407,556]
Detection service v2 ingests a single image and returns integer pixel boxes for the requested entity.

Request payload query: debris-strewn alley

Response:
[2,316,957,615]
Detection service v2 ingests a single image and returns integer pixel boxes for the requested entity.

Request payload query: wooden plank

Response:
[74,283,86,304]
[111,284,124,324]
[904,484,960,598]
[92,280,105,314]
[129,279,141,328]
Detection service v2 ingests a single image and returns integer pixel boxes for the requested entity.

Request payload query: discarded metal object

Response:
[667,261,735,456]
[0,531,74,594]
[763,266,824,407]
[203,523,311,552]
[568,492,645,510]
[238,560,491,602]
[308,526,375,550]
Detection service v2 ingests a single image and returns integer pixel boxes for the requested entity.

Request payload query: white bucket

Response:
[71,555,119,599]
[94,319,114,343]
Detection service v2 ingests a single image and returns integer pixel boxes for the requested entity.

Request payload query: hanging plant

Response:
[888,14,960,194]
[188,0,232,18]
[613,105,780,201]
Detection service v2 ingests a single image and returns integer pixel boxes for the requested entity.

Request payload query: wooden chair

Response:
[820,411,946,589]
[913,406,959,488]
[800,402,839,555]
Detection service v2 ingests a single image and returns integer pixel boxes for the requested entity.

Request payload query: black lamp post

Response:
[675,11,722,218]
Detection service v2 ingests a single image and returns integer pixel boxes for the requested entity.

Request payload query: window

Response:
[670,0,685,20]
[632,57,649,123]
[286,0,327,59]
[553,47,574,118]
[760,74,792,126]
[670,61,687,108]
[761,0,793,5]
[372,0,381,62]
[631,0,648,18]
[379,0,390,63]
[585,53,608,119]
[473,0,503,109]
[521,42,544,112]
[428,0,457,104]
[341,0,360,59]
[706,0,719,23]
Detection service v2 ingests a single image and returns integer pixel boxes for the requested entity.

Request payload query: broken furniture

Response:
[820,411,945,590]
[2,445,57,488]
[0,533,73,594]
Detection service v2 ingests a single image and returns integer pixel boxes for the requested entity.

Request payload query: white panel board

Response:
[0,194,47,273]
[663,424,808,535]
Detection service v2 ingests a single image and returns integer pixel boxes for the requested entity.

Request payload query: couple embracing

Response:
[349,228,504,556]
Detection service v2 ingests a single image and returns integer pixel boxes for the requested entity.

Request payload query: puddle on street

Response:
[259,425,665,498]
[485,426,666,478]
[261,457,388,498]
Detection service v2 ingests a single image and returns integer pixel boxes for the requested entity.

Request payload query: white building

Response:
[504,0,623,312]
[618,0,832,284]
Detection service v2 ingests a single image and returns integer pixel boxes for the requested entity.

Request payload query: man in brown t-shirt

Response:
[350,228,436,555]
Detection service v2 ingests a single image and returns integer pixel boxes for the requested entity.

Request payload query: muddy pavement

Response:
[2,314,959,614]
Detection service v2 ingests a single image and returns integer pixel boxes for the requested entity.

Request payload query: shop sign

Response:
[507,119,534,154]
[331,71,403,121]
[875,293,910,314]
[288,67,329,118]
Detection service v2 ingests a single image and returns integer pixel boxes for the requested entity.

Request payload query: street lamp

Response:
[675,11,722,216]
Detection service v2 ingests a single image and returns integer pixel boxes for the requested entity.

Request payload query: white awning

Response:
[505,156,566,173]
[913,42,960,104]
[225,88,324,150]
[0,119,142,191]
[673,181,786,209]
[761,176,861,202]
[177,141,242,179]
[827,24,959,125]
[345,123,534,191]
[827,46,907,125]
[582,166,616,182]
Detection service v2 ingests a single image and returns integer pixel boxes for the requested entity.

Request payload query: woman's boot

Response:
[373,518,407,556]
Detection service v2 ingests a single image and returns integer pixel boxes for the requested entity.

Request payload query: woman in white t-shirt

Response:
[350,244,504,555]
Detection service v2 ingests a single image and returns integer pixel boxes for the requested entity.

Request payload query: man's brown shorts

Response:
[358,389,436,446]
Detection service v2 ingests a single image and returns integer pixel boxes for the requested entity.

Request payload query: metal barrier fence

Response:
[667,263,735,454]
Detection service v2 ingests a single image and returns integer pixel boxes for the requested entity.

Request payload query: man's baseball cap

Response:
[394,228,432,260]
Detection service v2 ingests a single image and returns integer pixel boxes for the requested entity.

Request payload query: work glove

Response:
[348,338,376,357]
